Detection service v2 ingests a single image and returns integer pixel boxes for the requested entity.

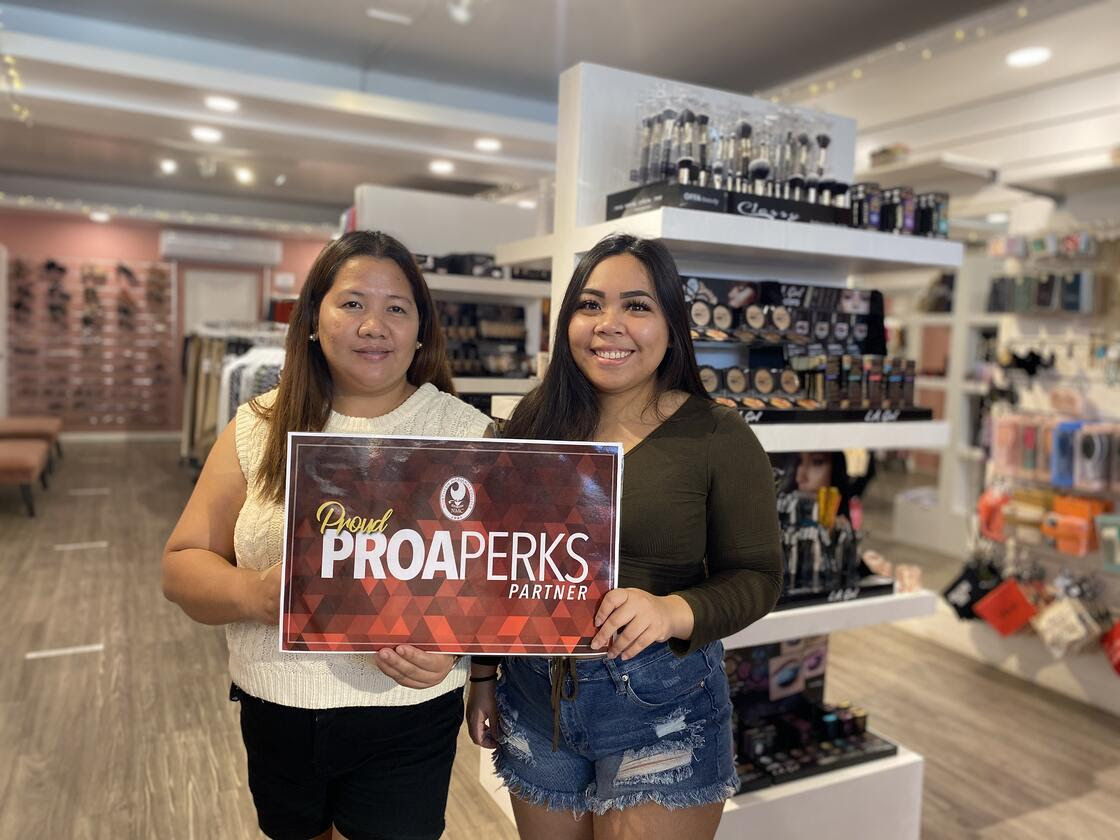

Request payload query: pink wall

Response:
[0,209,330,297]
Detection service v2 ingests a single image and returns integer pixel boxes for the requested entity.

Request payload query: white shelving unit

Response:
[352,185,549,409]
[478,63,961,840]
[854,153,997,196]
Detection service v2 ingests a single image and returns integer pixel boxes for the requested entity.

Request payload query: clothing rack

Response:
[180,321,287,465]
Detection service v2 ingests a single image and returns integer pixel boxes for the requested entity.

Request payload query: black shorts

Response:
[232,684,464,840]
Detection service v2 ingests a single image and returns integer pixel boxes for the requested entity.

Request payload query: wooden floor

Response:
[0,442,1116,839]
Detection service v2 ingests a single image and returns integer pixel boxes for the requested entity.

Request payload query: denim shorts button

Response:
[621,675,629,683]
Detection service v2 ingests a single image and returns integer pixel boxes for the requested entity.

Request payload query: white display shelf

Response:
[497,211,964,274]
[751,420,949,453]
[855,153,996,195]
[478,741,922,840]
[721,591,936,650]
[494,234,556,268]
[564,209,963,274]
[1006,161,1120,201]
[423,273,549,301]
[453,377,537,395]
[718,747,923,840]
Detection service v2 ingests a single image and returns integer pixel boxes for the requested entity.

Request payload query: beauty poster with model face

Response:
[279,433,622,656]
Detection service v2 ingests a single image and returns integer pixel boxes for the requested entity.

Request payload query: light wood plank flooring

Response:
[0,442,1116,838]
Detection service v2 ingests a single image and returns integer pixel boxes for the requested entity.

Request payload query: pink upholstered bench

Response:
[0,439,51,517]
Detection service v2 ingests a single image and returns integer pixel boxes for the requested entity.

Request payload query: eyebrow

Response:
[580,288,654,300]
[340,289,412,302]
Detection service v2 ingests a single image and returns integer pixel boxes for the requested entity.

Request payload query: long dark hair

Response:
[504,234,708,441]
[253,230,453,502]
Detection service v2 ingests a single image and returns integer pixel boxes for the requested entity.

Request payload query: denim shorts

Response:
[493,640,737,815]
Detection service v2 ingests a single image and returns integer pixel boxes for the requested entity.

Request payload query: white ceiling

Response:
[0,0,1080,229]
[10,0,1006,99]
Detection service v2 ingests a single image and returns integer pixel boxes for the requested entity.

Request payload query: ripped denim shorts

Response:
[493,640,737,815]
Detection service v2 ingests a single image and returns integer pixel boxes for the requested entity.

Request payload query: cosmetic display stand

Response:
[862,253,1006,559]
[352,185,548,405]
[478,63,962,839]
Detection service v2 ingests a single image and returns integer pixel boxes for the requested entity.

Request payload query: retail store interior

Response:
[2,1,1120,838]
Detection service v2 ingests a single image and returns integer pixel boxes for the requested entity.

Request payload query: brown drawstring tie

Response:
[548,657,580,751]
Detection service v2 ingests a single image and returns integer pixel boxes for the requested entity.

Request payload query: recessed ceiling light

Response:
[1006,46,1051,68]
[986,212,1009,224]
[159,158,178,175]
[191,125,223,143]
[429,159,455,176]
[90,211,111,223]
[517,199,537,210]
[234,166,255,185]
[474,137,502,153]
[274,173,287,186]
[205,95,239,113]
[366,6,413,25]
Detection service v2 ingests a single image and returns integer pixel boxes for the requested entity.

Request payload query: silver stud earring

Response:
[416,341,423,349]
[309,332,318,342]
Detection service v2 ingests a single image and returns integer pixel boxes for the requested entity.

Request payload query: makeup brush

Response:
[738,122,753,194]
[832,181,850,209]
[748,158,771,196]
[661,109,678,180]
[697,114,710,186]
[637,117,653,184]
[677,109,696,185]
[788,172,806,202]
[806,175,820,205]
[815,133,831,178]
[797,132,812,178]
[818,177,836,206]
[647,113,665,185]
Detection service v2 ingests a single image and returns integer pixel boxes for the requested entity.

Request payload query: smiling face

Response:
[567,253,670,399]
[316,256,419,399]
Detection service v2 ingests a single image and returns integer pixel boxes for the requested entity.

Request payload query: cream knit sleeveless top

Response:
[228,384,492,709]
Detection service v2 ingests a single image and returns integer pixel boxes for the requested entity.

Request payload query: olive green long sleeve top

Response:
[620,395,783,655]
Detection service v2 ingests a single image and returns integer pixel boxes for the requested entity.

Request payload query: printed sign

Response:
[280,433,622,655]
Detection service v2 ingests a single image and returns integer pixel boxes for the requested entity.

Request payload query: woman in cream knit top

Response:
[229,384,489,709]
[162,231,492,840]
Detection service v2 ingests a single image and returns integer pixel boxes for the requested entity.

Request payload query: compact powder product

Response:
[833,317,851,342]
[713,304,734,330]
[725,367,749,394]
[745,305,767,330]
[752,368,775,395]
[699,365,721,393]
[691,301,713,328]
[771,305,792,332]
[779,368,801,395]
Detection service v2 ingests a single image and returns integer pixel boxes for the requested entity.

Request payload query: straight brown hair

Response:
[252,230,453,503]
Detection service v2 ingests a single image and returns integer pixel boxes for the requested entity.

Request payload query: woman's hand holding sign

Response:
[591,588,695,660]
[376,646,460,689]
[241,563,283,625]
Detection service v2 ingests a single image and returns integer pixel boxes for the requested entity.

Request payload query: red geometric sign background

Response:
[280,433,621,655]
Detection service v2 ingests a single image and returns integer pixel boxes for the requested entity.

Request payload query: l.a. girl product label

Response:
[280,434,621,655]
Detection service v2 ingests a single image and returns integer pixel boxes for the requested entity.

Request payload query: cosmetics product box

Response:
[1074,424,1114,493]
[1052,421,1084,488]
[973,579,1038,636]
[902,359,916,407]
[850,183,882,230]
[606,183,727,220]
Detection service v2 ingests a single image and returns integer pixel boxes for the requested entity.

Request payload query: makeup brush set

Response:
[608,102,852,225]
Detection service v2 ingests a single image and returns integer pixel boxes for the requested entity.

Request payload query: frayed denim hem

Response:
[492,748,592,817]
[586,770,740,816]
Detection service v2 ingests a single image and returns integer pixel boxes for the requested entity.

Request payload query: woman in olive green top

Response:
[466,234,782,840]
